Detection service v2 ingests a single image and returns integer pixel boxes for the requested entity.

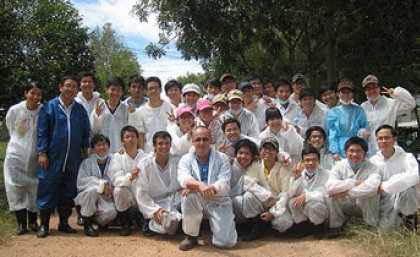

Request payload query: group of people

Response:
[3,71,419,251]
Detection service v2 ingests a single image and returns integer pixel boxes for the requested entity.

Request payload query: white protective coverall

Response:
[74,156,117,225]
[326,159,381,228]
[288,168,329,225]
[361,87,415,155]
[220,109,260,139]
[136,154,182,235]
[243,161,294,232]
[166,123,192,156]
[128,101,175,153]
[370,146,419,230]
[90,102,130,153]
[75,91,104,115]
[319,148,336,171]
[248,97,279,132]
[277,100,300,123]
[296,104,327,137]
[108,150,147,212]
[4,101,42,212]
[259,122,304,161]
[195,118,224,146]
[177,146,237,248]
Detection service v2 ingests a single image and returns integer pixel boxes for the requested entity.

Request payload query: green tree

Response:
[89,23,142,91]
[0,0,94,112]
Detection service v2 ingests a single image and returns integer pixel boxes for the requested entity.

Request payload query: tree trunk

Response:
[324,0,337,85]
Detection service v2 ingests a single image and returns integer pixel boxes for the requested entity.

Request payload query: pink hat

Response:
[176,104,194,117]
[197,99,213,111]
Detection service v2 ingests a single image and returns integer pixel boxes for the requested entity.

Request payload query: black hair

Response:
[153,131,172,145]
[235,138,259,161]
[107,76,125,92]
[61,75,79,86]
[120,125,139,141]
[146,76,162,89]
[302,147,320,160]
[222,118,241,132]
[247,74,263,83]
[25,81,43,93]
[78,71,98,85]
[375,124,398,137]
[91,134,111,149]
[265,107,282,123]
[306,126,326,140]
[344,137,368,153]
[128,75,145,88]
[204,78,222,89]
[299,87,316,100]
[319,82,337,96]
[263,79,274,88]
[164,79,182,93]
[274,79,292,92]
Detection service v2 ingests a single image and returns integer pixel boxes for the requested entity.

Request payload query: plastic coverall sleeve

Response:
[348,173,381,199]
[108,155,133,187]
[382,154,419,194]
[393,87,416,116]
[168,125,191,155]
[355,108,370,137]
[247,113,260,139]
[281,125,304,158]
[177,154,195,189]
[37,106,50,154]
[269,192,288,217]
[136,165,161,219]
[212,153,231,197]
[243,175,272,202]
[89,111,103,135]
[76,159,106,194]
[326,165,356,195]
[289,177,304,197]
[127,109,145,133]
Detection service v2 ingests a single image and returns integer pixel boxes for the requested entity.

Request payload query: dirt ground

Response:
[0,213,376,257]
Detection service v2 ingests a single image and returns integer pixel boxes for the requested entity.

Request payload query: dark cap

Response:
[220,73,235,83]
[238,81,253,91]
[291,73,305,83]
[337,81,354,91]
[299,87,316,100]
[260,137,279,150]
[362,75,379,88]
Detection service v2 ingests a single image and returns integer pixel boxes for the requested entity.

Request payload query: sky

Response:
[70,0,204,83]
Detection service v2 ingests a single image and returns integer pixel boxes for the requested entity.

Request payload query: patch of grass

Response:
[0,142,6,160]
[0,163,15,241]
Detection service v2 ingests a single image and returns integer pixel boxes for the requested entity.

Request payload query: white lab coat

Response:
[247,97,277,131]
[361,87,415,155]
[296,104,327,137]
[326,159,381,228]
[370,146,419,229]
[108,150,147,212]
[75,91,104,115]
[90,101,130,153]
[4,101,41,212]
[220,109,260,139]
[74,156,117,225]
[319,148,336,171]
[128,101,175,153]
[259,123,304,161]
[166,123,192,156]
[136,154,182,235]
[288,168,329,225]
[277,101,300,123]
[177,146,237,248]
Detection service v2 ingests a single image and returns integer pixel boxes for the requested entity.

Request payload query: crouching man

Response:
[370,125,419,231]
[108,126,147,236]
[326,137,381,237]
[74,135,117,237]
[136,131,182,235]
[177,126,237,251]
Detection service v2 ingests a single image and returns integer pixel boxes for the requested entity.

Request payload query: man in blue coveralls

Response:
[36,75,90,238]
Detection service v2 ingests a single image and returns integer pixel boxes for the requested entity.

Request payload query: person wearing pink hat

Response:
[195,99,224,146]
[167,104,195,156]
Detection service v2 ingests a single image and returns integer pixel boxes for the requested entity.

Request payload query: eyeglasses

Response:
[303,158,318,163]
[194,137,210,142]
[346,149,365,155]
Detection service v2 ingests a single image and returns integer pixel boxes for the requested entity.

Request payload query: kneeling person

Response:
[75,135,117,236]
[136,131,182,235]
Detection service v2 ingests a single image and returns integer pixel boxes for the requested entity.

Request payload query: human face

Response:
[302,153,320,172]
[228,98,242,111]
[276,85,291,101]
[364,83,380,100]
[25,87,43,109]
[345,144,366,166]
[154,137,171,156]
[106,85,124,102]
[300,96,315,113]
[93,140,110,157]
[214,103,228,113]
[224,123,241,142]
[338,88,353,102]
[307,130,325,150]
[198,108,214,123]
[263,82,276,98]
[184,92,199,106]
[122,131,138,149]
[207,85,220,95]
[236,147,253,168]
[59,79,78,103]
[321,89,337,107]
[292,80,305,94]
[178,113,194,131]
[80,76,95,95]
[376,129,396,152]
[146,82,161,99]
[192,128,212,156]
[267,117,282,134]
[250,79,263,96]
[167,86,181,102]
[241,87,253,101]
[261,144,278,162]
[221,79,236,93]
[129,83,145,100]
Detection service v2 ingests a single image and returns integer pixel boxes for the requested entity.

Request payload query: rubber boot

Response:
[83,216,98,237]
[58,214,77,234]
[179,235,198,251]
[76,205,84,226]
[403,213,417,232]
[15,209,28,235]
[28,211,39,232]
[37,210,50,238]
[242,217,263,241]
[119,211,132,236]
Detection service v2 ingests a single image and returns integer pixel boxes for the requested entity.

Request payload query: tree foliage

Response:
[133,0,420,93]
[0,0,94,111]
[89,23,142,91]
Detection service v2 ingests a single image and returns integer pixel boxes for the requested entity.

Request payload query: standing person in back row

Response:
[36,75,90,238]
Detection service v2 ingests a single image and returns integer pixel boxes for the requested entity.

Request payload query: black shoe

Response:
[402,213,417,232]
[119,211,132,236]
[58,214,77,234]
[15,209,28,235]
[242,217,263,241]
[83,216,98,237]
[288,221,311,239]
[179,235,198,251]
[37,210,50,238]
[28,211,39,232]
[76,206,84,226]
